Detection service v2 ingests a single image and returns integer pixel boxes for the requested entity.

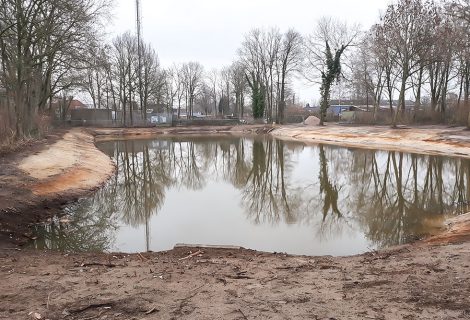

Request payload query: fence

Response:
[173,118,241,126]
[53,108,253,128]
[55,105,470,128]
[337,104,470,126]
[61,109,173,127]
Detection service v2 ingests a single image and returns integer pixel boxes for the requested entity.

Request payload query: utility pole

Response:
[136,0,149,248]
[136,0,144,119]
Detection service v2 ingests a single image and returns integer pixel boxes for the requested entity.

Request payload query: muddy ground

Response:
[0,130,66,247]
[1,124,470,320]
[1,242,470,320]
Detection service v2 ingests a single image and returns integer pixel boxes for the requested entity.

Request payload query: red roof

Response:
[51,99,87,110]
[68,100,87,110]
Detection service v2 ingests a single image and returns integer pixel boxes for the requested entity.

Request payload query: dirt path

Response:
[1,124,470,319]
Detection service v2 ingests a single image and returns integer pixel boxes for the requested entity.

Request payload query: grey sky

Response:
[110,0,391,103]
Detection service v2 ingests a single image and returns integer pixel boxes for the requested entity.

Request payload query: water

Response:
[29,136,470,256]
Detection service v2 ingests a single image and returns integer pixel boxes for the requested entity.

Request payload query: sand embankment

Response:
[272,125,470,158]
[18,128,115,196]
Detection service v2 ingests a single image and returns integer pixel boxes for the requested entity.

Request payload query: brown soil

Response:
[0,130,64,247]
[1,243,469,320]
[1,124,470,320]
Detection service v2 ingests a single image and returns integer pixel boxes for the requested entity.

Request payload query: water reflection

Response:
[30,136,470,255]
[30,191,120,252]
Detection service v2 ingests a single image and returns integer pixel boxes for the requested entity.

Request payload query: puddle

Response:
[29,136,470,255]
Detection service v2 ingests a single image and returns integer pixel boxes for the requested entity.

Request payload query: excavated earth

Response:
[1,124,470,320]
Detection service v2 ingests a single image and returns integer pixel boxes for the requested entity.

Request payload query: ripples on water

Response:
[30,136,470,255]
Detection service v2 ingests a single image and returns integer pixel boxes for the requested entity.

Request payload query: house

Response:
[304,104,319,113]
[51,98,88,120]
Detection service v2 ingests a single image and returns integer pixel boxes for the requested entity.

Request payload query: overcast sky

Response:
[109,0,392,103]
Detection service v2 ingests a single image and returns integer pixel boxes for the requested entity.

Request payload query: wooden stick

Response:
[238,309,249,320]
[178,250,203,261]
[137,252,148,261]
[80,262,122,268]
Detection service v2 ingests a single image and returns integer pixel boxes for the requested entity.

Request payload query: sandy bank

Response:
[19,129,115,196]
[272,124,470,158]
[0,129,115,246]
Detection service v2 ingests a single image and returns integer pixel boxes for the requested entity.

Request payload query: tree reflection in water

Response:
[30,136,470,253]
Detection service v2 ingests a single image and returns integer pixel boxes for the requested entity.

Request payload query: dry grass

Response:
[0,111,52,155]
[0,137,37,156]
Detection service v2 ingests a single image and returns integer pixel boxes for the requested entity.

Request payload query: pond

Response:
[29,136,470,256]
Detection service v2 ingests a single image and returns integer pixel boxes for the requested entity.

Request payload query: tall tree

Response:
[181,62,203,119]
[305,17,359,125]
[239,29,267,120]
[276,29,303,123]
[0,0,112,138]
[379,0,434,126]
[230,62,248,118]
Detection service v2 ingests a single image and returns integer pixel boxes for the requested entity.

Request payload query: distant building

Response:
[328,105,356,116]
[330,98,415,109]
[51,98,88,120]
[304,104,319,113]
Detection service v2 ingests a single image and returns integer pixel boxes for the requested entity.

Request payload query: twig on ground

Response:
[46,291,57,310]
[178,284,207,301]
[145,306,158,314]
[80,262,123,268]
[178,250,203,261]
[238,308,249,320]
[137,252,148,261]
[69,302,114,314]
[226,274,253,279]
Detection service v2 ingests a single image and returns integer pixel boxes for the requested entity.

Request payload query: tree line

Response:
[1,0,470,141]
[0,0,112,141]
[351,0,470,127]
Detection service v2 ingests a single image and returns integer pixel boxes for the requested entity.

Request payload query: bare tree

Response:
[181,62,204,119]
[0,0,112,138]
[174,64,186,119]
[238,29,270,121]
[196,83,213,115]
[207,69,219,116]
[276,29,303,123]
[305,17,360,125]
[379,0,434,126]
[260,28,281,123]
[218,66,231,116]
[230,62,248,118]
[112,32,137,126]
[450,0,470,126]
[162,68,177,112]
[140,42,164,115]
